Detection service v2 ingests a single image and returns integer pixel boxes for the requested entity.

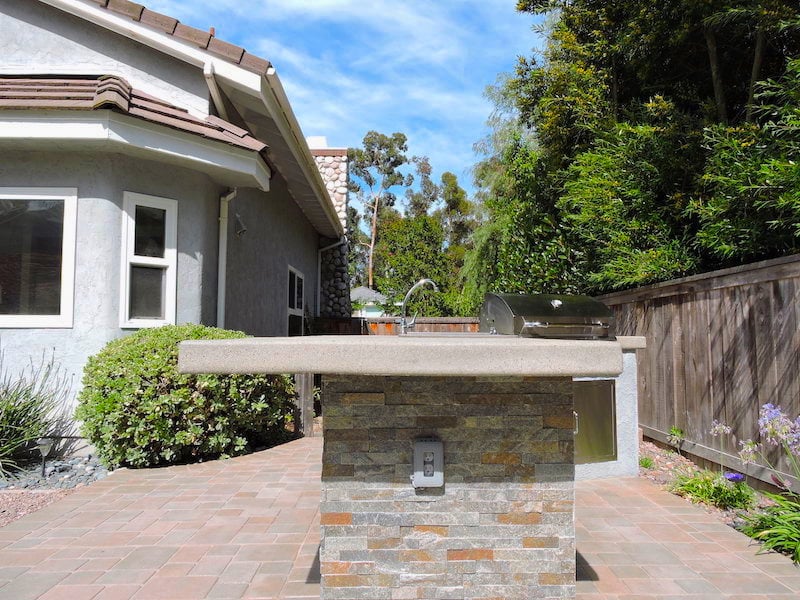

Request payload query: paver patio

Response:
[1,436,798,599]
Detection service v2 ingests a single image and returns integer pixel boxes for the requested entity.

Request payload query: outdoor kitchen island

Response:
[179,335,638,600]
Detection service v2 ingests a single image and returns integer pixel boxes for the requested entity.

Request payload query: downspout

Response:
[217,188,237,328]
[317,237,348,317]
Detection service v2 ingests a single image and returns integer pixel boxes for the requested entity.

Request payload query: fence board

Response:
[600,254,800,485]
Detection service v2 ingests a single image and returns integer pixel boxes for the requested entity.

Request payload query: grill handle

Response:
[519,320,611,337]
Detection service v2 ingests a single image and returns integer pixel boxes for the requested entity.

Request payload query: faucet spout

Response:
[399,278,439,335]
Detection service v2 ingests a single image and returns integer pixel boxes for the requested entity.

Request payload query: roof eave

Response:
[0,110,272,191]
[38,0,345,239]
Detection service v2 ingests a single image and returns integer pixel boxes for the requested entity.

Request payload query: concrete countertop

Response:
[178,335,632,378]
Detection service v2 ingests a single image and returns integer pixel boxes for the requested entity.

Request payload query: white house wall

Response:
[0,0,210,116]
[0,150,220,409]
[224,174,320,336]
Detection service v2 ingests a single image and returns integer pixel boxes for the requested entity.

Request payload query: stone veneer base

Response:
[320,375,576,600]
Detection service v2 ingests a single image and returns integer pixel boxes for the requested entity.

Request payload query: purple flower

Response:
[710,420,732,437]
[758,403,795,446]
[739,439,759,464]
[724,472,745,482]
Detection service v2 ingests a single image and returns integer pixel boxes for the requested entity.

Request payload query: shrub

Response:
[0,353,71,477]
[713,404,800,563]
[742,493,800,564]
[75,324,296,468]
[670,469,755,511]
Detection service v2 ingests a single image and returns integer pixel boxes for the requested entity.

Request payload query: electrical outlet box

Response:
[411,437,444,488]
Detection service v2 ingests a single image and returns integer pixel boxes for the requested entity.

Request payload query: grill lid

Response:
[479,293,615,340]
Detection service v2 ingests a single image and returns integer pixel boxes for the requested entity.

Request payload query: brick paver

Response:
[0,437,322,600]
[2,439,798,598]
[576,477,800,598]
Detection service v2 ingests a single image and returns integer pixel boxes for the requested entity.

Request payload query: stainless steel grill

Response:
[478,293,615,340]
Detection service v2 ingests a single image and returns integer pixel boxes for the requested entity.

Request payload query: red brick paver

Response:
[0,438,322,600]
[2,440,799,599]
[576,477,800,598]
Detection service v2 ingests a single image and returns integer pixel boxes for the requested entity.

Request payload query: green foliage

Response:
[75,324,296,469]
[466,1,800,300]
[560,113,699,291]
[348,131,413,289]
[639,456,654,469]
[741,492,800,563]
[693,59,800,262]
[0,354,70,476]
[667,426,685,450]
[374,215,450,316]
[463,131,578,314]
[670,469,756,510]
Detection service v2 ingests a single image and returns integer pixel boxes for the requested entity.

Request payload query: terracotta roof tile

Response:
[139,9,178,34]
[76,0,272,75]
[173,22,211,49]
[0,75,267,153]
[107,0,144,21]
[208,37,246,63]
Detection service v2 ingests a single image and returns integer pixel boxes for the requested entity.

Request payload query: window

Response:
[120,192,177,328]
[288,267,304,336]
[0,188,77,328]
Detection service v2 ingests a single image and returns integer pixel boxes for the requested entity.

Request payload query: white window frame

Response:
[288,266,305,317]
[0,187,77,329]
[119,192,177,329]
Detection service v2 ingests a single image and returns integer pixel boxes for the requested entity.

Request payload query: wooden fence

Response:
[599,254,800,483]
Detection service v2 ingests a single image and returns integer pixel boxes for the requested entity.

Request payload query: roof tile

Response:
[173,23,211,49]
[207,37,245,64]
[78,0,273,76]
[107,0,144,21]
[139,8,178,34]
[239,52,271,74]
[0,75,267,154]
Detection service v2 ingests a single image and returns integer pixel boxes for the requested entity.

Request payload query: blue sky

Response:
[147,1,541,198]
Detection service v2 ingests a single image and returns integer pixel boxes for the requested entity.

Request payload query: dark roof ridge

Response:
[85,0,271,75]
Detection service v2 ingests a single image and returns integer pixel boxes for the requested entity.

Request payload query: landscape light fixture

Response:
[36,437,54,478]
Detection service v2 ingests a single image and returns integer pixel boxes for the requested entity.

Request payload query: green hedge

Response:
[75,324,296,468]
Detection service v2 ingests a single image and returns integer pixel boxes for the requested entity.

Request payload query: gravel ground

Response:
[637,438,768,529]
[0,454,110,528]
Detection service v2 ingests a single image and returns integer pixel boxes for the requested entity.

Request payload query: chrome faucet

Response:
[399,278,439,334]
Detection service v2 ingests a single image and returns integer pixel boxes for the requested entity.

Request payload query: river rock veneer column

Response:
[320,375,576,600]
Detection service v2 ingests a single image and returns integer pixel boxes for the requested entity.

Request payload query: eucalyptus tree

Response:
[347,131,412,289]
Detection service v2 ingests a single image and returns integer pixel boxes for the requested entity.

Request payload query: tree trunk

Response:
[705,28,728,125]
[746,27,766,122]
[367,194,380,288]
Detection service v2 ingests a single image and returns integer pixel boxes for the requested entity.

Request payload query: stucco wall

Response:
[574,349,640,480]
[0,150,220,408]
[224,173,320,336]
[0,0,210,115]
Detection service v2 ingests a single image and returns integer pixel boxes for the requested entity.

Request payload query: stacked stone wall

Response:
[313,149,351,318]
[320,375,576,599]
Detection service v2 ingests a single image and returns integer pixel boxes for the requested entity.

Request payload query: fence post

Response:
[295,373,316,437]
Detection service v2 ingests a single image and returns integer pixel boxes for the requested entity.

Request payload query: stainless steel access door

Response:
[574,380,617,464]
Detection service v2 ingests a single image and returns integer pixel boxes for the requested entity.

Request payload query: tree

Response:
[405,156,439,218]
[464,0,799,301]
[373,215,450,316]
[348,131,412,288]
